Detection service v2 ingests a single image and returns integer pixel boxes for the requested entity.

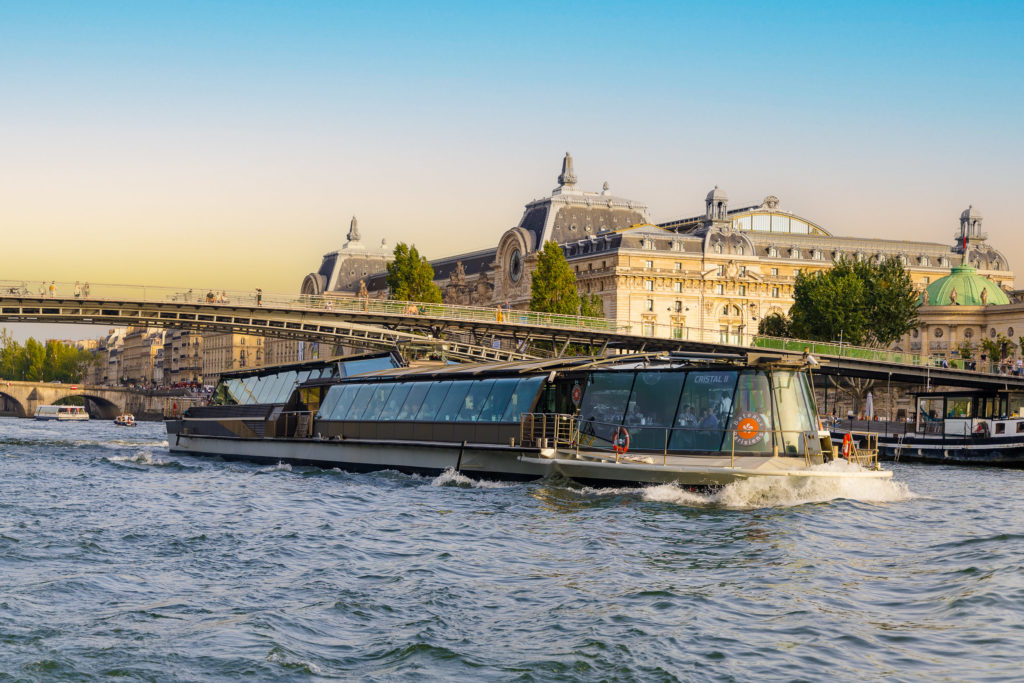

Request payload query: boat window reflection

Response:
[416,382,454,421]
[396,383,432,420]
[670,370,738,451]
[378,383,413,421]
[625,372,686,450]
[501,377,544,422]
[437,381,473,422]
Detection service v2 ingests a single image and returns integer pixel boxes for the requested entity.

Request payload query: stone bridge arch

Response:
[0,390,28,417]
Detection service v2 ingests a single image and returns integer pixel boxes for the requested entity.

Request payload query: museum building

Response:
[301,154,1015,345]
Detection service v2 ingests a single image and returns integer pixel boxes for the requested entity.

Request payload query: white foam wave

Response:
[258,462,292,473]
[642,466,915,509]
[106,450,172,466]
[430,467,515,489]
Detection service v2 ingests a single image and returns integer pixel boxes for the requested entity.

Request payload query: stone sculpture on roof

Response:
[348,216,360,242]
[558,152,577,187]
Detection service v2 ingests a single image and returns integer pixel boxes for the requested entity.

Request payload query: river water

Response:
[1,417,1022,681]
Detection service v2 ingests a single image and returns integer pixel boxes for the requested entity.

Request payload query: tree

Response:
[788,256,919,347]
[385,243,442,303]
[0,328,93,382]
[757,312,791,337]
[866,256,920,346]
[789,257,869,344]
[530,241,580,315]
[579,294,604,318]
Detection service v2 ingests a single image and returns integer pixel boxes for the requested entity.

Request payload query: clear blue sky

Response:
[2,0,1022,341]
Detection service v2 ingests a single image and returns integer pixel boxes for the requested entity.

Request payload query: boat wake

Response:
[257,462,293,473]
[642,464,915,509]
[105,450,179,468]
[430,467,516,489]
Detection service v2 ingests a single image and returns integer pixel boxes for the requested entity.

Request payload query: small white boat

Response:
[114,414,136,427]
[35,405,90,421]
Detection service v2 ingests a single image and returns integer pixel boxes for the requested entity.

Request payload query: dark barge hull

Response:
[831,428,1024,467]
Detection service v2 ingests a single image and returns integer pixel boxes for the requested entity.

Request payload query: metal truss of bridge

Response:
[3,283,1024,391]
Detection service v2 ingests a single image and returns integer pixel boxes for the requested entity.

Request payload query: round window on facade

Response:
[964,328,973,339]
[508,249,523,283]
[912,329,919,339]
[1009,327,1015,337]
[934,328,943,338]
[991,328,997,338]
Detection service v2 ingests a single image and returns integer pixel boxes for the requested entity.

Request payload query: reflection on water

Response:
[0,417,1022,680]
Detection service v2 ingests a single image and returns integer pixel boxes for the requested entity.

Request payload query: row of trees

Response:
[0,329,95,383]
[385,240,602,317]
[758,256,920,347]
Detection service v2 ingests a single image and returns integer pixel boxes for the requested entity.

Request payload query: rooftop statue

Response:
[348,216,361,242]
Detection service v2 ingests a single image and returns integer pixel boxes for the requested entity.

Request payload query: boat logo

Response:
[571,383,582,406]
[733,412,766,446]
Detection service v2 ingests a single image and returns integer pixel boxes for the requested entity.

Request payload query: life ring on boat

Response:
[612,426,630,455]
[841,433,853,459]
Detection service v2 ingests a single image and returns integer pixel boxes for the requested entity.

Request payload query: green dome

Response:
[921,264,1009,306]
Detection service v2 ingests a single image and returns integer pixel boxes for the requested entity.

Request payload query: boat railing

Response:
[843,431,881,469]
[520,413,578,449]
[525,414,825,468]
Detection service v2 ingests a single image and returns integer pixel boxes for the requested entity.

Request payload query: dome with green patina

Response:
[920,264,1009,306]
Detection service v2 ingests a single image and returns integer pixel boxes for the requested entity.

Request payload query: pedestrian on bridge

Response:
[73,281,81,298]
[83,282,90,298]
[48,281,55,298]
[256,288,263,306]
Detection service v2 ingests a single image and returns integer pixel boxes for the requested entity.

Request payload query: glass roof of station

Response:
[730,211,831,236]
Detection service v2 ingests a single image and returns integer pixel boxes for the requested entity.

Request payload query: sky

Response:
[2,0,1022,342]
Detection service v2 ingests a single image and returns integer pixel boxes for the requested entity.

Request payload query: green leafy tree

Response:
[579,294,604,318]
[789,258,869,344]
[789,256,919,347]
[757,312,791,337]
[0,329,93,382]
[957,340,975,360]
[865,257,920,346]
[386,243,442,303]
[530,241,581,315]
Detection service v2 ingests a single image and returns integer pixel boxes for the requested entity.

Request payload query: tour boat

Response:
[34,405,90,421]
[114,414,136,427]
[166,351,891,488]
[832,388,1024,467]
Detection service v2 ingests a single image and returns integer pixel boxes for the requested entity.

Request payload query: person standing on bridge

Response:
[73,281,81,298]
[256,288,263,306]
[83,282,90,298]
[48,281,55,297]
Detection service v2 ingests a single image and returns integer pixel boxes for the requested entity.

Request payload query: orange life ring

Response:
[841,433,853,459]
[612,426,630,455]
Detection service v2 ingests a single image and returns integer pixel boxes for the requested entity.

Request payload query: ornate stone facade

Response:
[304,155,1016,345]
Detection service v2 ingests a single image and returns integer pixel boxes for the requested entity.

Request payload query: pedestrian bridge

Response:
[2,280,1022,391]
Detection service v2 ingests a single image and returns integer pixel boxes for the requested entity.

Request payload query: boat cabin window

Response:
[344,385,378,420]
[316,376,546,424]
[339,356,399,377]
[476,378,519,422]
[358,384,395,420]
[437,381,474,422]
[416,382,453,421]
[1008,394,1024,419]
[625,371,686,450]
[397,383,432,420]
[772,370,818,455]
[947,398,972,418]
[501,377,544,422]
[724,371,774,454]
[670,370,738,451]
[578,372,635,445]
[378,383,413,421]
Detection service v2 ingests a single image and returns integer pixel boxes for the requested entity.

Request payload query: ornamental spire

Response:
[557,152,577,187]
[348,216,360,242]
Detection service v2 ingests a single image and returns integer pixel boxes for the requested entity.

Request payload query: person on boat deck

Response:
[678,404,697,427]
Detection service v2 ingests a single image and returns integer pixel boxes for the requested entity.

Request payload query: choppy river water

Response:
[1,417,1022,681]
